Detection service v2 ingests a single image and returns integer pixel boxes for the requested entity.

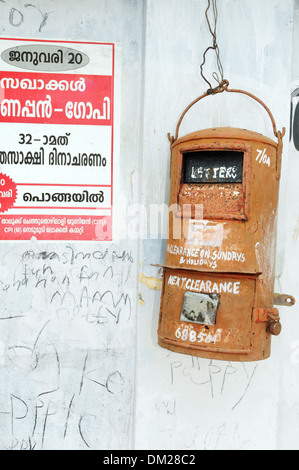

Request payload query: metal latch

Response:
[252,294,296,337]
[252,308,281,336]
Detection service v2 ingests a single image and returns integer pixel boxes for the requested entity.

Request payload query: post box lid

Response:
[171,127,277,149]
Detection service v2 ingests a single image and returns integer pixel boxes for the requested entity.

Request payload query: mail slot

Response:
[157,85,292,362]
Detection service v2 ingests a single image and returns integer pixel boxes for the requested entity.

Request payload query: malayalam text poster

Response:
[0,38,119,241]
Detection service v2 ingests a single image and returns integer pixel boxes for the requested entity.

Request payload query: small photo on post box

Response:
[180,291,219,326]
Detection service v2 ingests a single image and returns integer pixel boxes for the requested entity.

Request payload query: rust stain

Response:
[293,217,299,243]
[138,293,145,305]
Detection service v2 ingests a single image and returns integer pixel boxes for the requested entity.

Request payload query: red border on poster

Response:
[0,38,116,241]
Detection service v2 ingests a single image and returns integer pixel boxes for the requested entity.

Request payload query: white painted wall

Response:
[276,0,299,450]
[0,0,144,451]
[136,0,295,451]
[0,0,297,451]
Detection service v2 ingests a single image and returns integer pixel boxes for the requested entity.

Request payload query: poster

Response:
[0,38,119,241]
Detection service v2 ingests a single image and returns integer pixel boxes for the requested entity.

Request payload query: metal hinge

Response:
[274,293,295,307]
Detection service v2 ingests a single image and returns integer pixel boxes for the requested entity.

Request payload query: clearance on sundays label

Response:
[0,38,120,241]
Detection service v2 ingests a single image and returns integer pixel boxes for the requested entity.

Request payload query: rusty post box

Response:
[158,83,294,362]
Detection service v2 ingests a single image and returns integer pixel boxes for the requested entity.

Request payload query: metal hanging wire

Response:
[168,0,286,145]
[168,0,286,160]
[200,0,226,93]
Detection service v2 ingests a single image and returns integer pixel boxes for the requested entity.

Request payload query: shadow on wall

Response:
[290,87,299,150]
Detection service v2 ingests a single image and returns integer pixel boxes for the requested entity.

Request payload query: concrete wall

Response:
[0,0,297,450]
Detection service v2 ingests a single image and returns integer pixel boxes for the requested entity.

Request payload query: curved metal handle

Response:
[168,80,286,145]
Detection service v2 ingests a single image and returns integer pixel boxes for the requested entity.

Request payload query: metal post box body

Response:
[158,126,281,362]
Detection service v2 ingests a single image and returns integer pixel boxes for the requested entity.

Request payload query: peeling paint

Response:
[138,272,162,290]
